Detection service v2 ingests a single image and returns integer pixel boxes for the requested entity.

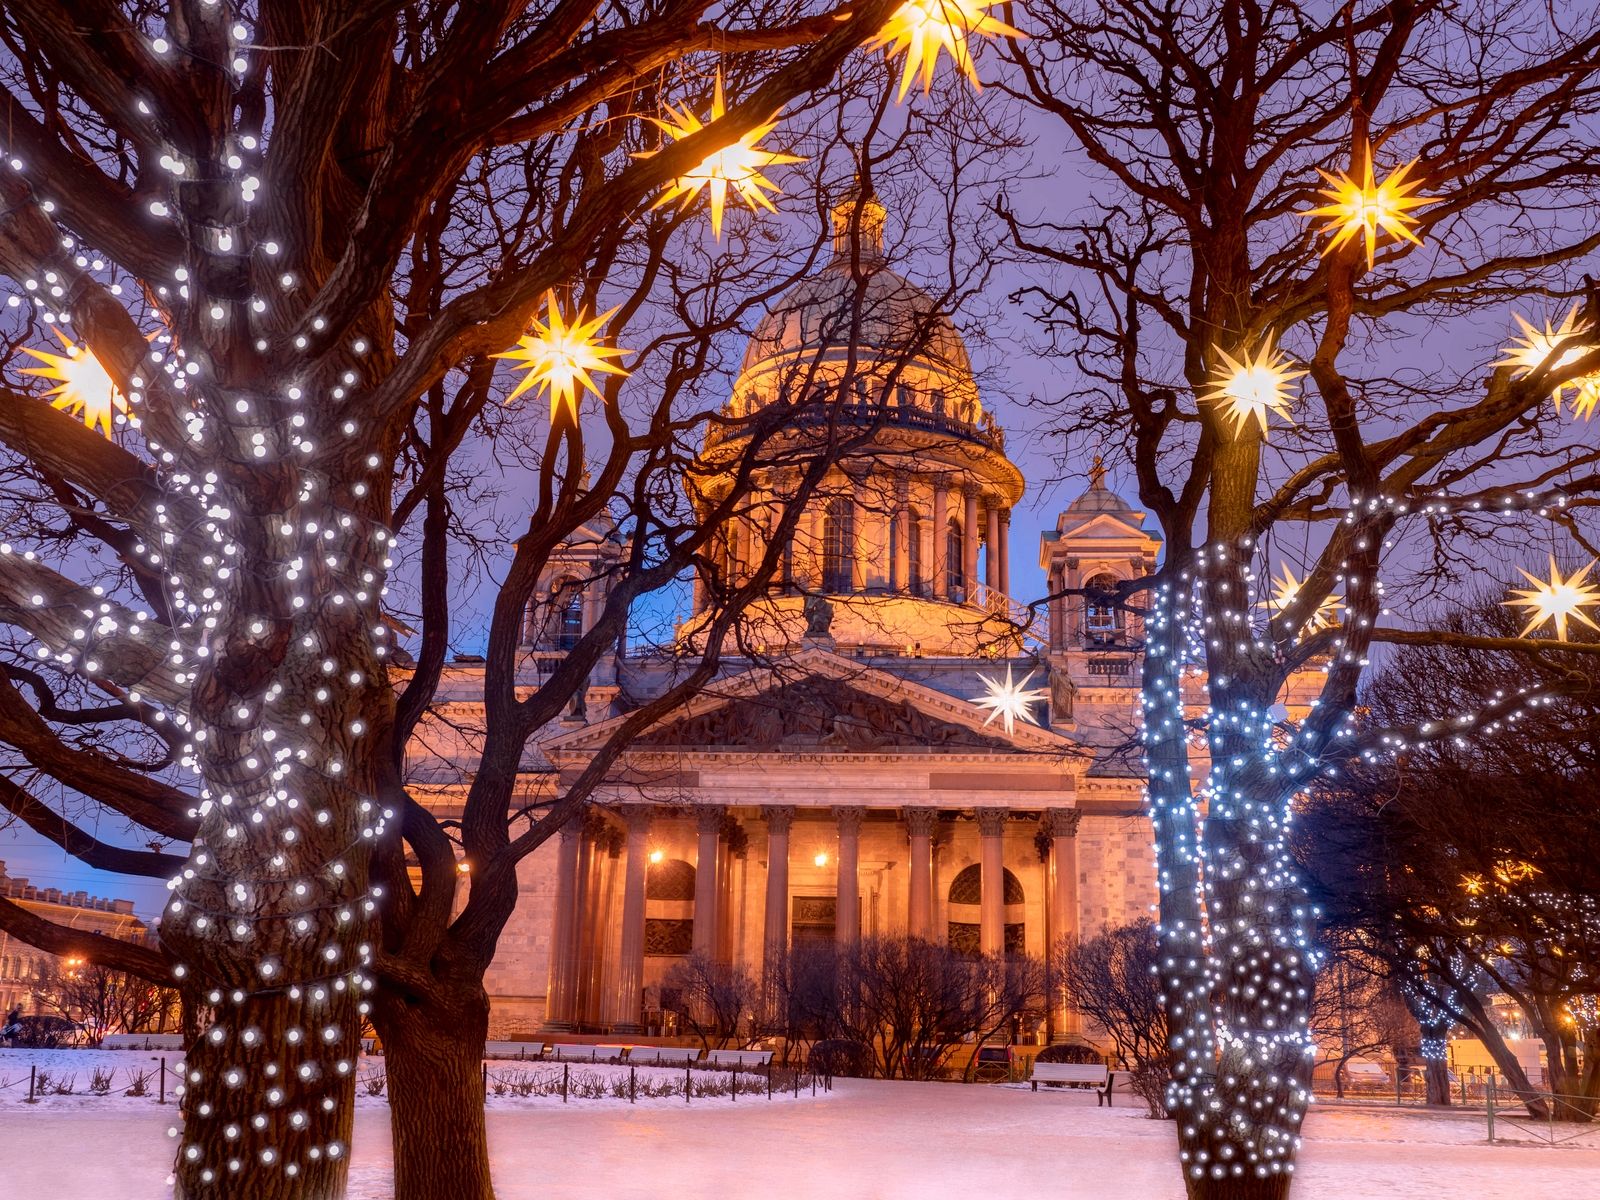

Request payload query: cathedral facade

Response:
[407,197,1309,1043]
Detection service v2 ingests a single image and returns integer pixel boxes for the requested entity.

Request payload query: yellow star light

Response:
[1503,556,1600,641]
[491,290,631,424]
[636,73,803,239]
[1199,336,1304,437]
[1256,565,1343,633]
[1496,304,1600,419]
[867,0,1024,102]
[972,664,1049,735]
[1303,147,1433,269]
[18,331,127,438]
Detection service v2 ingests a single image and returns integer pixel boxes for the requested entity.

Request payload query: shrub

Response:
[807,1039,873,1078]
[89,1067,115,1096]
[124,1070,153,1098]
[1034,1042,1104,1065]
[362,1073,387,1097]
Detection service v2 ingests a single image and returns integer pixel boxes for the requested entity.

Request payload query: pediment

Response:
[633,676,1017,753]
[544,647,1082,760]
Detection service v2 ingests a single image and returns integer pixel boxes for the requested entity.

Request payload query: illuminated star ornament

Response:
[492,290,631,424]
[1503,556,1600,640]
[1496,305,1600,420]
[1257,564,1343,633]
[1200,336,1304,437]
[1303,145,1434,268]
[972,665,1049,734]
[637,73,803,239]
[868,0,1024,101]
[19,331,127,438]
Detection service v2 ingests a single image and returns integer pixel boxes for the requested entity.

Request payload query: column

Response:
[762,807,795,982]
[851,474,870,591]
[999,509,1011,597]
[835,807,865,944]
[1046,808,1083,1039]
[976,808,1007,957]
[931,480,949,600]
[692,805,725,958]
[614,806,651,1034]
[986,505,1001,594]
[804,503,824,590]
[905,808,935,939]
[544,818,583,1030]
[962,487,980,600]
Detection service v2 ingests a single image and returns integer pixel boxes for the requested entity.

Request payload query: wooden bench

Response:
[484,1041,545,1061]
[1029,1061,1109,1097]
[704,1049,773,1068]
[627,1047,700,1067]
[594,1044,628,1061]
[102,1033,184,1051]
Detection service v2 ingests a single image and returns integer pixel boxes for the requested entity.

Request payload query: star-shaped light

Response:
[1199,336,1304,437]
[867,0,1024,102]
[1256,565,1343,633]
[972,664,1048,734]
[1303,147,1433,268]
[1503,556,1600,640]
[491,290,630,424]
[18,330,127,438]
[636,73,803,239]
[1496,304,1600,419]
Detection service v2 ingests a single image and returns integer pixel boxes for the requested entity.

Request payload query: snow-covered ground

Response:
[2,1052,1597,1199]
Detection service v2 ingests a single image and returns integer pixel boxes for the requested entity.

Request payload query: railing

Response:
[706,399,1005,453]
[1485,1079,1600,1146]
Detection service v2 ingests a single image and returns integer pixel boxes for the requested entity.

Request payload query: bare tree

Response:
[661,950,761,1050]
[31,956,178,1043]
[1001,2,1600,1194]
[0,4,1021,1197]
[1057,920,1171,1115]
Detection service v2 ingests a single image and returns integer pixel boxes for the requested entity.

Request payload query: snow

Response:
[3,1050,1598,1198]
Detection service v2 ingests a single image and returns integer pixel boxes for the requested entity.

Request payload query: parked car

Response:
[6,1014,88,1048]
[1342,1057,1391,1087]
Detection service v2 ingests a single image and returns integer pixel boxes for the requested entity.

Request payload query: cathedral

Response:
[408,194,1317,1043]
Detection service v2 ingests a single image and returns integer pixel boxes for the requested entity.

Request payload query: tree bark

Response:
[372,980,495,1200]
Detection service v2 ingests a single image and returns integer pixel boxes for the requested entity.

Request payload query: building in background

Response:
[0,862,147,1020]
[407,192,1324,1044]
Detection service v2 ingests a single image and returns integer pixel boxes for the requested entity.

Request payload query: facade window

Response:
[945,518,964,601]
[822,497,855,593]
[1084,572,1123,645]
[557,586,584,650]
[907,512,923,596]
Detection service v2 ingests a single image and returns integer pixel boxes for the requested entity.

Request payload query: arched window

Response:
[946,864,1026,958]
[645,859,695,957]
[557,585,584,650]
[945,518,965,601]
[907,512,923,596]
[822,497,855,593]
[1084,572,1123,645]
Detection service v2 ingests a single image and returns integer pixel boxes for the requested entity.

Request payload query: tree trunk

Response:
[373,981,494,1200]
[1425,1059,1451,1106]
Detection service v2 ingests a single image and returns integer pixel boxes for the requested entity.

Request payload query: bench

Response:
[627,1047,700,1067]
[1103,1069,1135,1107]
[484,1041,545,1061]
[1029,1061,1109,1099]
[594,1044,628,1061]
[704,1049,773,1069]
[549,1043,626,1062]
[102,1033,184,1051]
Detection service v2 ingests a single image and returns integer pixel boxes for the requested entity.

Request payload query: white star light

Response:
[972,665,1049,734]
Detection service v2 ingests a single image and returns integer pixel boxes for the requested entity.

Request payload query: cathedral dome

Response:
[740,261,973,378]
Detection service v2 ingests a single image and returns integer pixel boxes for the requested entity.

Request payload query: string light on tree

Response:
[1495,304,1600,419]
[636,73,803,239]
[867,0,1023,101]
[1303,144,1434,268]
[1502,556,1600,640]
[491,290,632,424]
[18,331,128,437]
[1199,337,1303,437]
[972,664,1048,733]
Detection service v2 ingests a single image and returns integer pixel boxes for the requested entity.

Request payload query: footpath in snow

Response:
[2,1057,1597,1199]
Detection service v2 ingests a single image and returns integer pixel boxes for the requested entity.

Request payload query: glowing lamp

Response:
[635,73,803,239]
[1496,304,1600,419]
[1303,146,1433,268]
[1200,337,1303,438]
[867,0,1024,102]
[648,849,665,865]
[1503,555,1600,640]
[491,290,630,424]
[972,664,1048,735]
[19,331,127,438]
[814,851,829,868]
